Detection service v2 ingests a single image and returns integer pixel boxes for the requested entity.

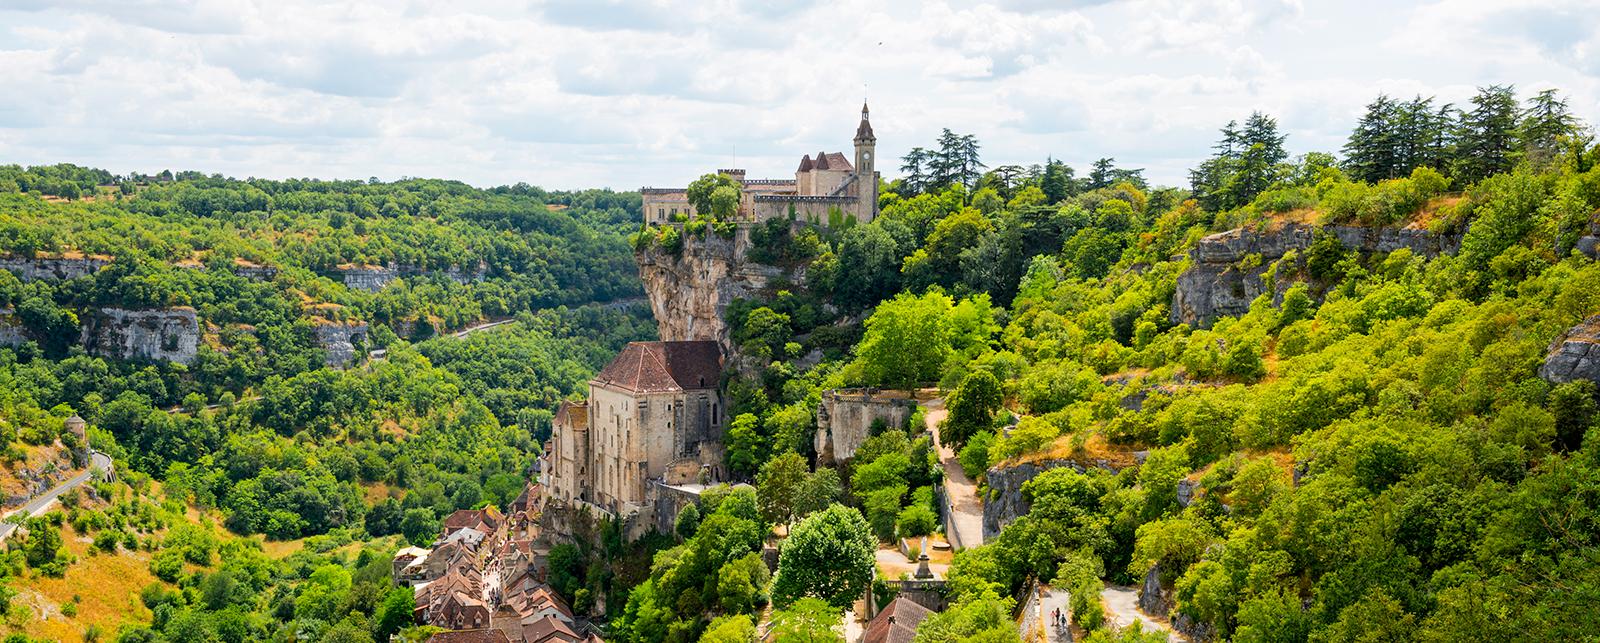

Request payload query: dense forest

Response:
[615,85,1600,643]
[0,170,656,642]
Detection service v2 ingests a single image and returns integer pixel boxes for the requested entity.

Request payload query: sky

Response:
[0,0,1596,191]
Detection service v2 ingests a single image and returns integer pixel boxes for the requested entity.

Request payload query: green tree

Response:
[757,452,810,525]
[942,370,1002,447]
[687,173,741,219]
[772,505,876,609]
[770,597,845,643]
[1454,85,1520,183]
[855,291,953,389]
[726,413,766,478]
[701,614,758,643]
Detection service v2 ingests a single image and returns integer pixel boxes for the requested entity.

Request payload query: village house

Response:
[640,103,880,227]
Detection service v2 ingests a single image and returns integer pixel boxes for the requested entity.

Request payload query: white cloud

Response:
[0,0,1594,190]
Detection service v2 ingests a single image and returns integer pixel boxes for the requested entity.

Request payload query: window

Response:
[657,207,665,218]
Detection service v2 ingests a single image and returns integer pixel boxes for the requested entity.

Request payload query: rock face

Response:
[80,308,200,364]
[983,458,1128,540]
[1539,314,1600,385]
[336,265,399,292]
[636,226,786,351]
[1171,222,1462,327]
[313,320,369,368]
[814,389,917,465]
[1576,219,1600,260]
[0,255,111,281]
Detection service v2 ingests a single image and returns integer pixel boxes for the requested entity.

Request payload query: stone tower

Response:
[853,102,878,221]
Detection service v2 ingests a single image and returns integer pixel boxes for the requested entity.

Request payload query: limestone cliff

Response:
[79,308,201,364]
[635,226,786,351]
[313,320,370,368]
[0,254,112,281]
[1171,222,1463,328]
[1540,313,1600,385]
[983,457,1132,540]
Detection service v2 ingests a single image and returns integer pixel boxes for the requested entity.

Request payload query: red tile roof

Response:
[863,597,934,643]
[591,341,721,393]
[426,629,511,643]
[554,400,588,430]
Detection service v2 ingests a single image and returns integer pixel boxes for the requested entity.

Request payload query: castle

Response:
[641,103,880,227]
[541,340,725,538]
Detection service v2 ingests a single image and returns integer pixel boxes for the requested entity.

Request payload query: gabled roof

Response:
[863,597,935,643]
[798,154,814,172]
[811,152,853,172]
[591,341,722,393]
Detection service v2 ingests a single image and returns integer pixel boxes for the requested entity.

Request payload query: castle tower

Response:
[853,102,878,219]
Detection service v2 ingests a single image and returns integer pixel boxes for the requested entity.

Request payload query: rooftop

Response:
[591,341,722,393]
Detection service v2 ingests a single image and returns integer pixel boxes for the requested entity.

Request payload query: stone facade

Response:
[79,307,200,364]
[543,341,725,538]
[641,103,879,228]
[814,388,917,465]
[1171,222,1464,327]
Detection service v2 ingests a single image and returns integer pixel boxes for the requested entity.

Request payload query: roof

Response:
[523,615,581,643]
[856,102,876,141]
[811,152,853,172]
[425,629,512,643]
[798,154,814,172]
[591,341,722,393]
[555,400,588,430]
[863,598,935,643]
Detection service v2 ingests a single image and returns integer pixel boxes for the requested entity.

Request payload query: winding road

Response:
[0,450,113,541]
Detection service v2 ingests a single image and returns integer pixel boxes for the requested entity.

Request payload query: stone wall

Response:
[80,308,200,364]
[814,389,917,465]
[0,255,111,281]
[1171,222,1463,327]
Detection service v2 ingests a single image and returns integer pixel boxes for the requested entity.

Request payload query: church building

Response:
[641,103,880,227]
[542,341,725,537]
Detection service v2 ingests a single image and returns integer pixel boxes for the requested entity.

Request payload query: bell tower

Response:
[853,102,876,179]
[853,102,878,218]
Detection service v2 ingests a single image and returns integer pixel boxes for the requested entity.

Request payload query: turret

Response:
[853,102,878,219]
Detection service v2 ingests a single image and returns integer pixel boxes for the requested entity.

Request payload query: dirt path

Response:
[1017,584,1073,642]
[1101,586,1185,642]
[925,398,985,550]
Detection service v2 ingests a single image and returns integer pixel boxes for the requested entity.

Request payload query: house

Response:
[425,629,512,643]
[861,597,935,643]
[641,103,880,227]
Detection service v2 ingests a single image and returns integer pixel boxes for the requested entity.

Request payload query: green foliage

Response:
[769,597,845,643]
[772,505,876,610]
[942,370,1002,446]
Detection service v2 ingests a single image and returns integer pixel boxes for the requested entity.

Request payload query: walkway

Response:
[925,398,984,550]
[1017,584,1073,642]
[0,450,113,541]
[1101,586,1184,642]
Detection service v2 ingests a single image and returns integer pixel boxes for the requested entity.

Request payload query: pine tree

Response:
[900,147,932,196]
[1453,85,1519,184]
[933,128,964,190]
[957,133,985,191]
[1088,157,1116,190]
[1040,158,1073,204]
[1344,95,1399,182]
[1520,88,1579,166]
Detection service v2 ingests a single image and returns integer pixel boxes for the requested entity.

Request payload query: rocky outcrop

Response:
[1539,314,1600,385]
[1171,222,1462,327]
[1576,219,1600,260]
[814,389,917,465]
[336,265,398,292]
[983,458,1128,540]
[0,255,111,281]
[313,320,369,367]
[636,226,786,351]
[0,311,26,347]
[1138,564,1217,642]
[80,308,200,364]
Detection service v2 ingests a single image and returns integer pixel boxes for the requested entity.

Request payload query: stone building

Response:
[814,388,917,465]
[543,341,725,537]
[641,103,880,227]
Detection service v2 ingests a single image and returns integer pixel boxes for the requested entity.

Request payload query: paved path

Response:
[926,398,984,550]
[0,451,113,541]
[1017,584,1073,642]
[1101,586,1184,642]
